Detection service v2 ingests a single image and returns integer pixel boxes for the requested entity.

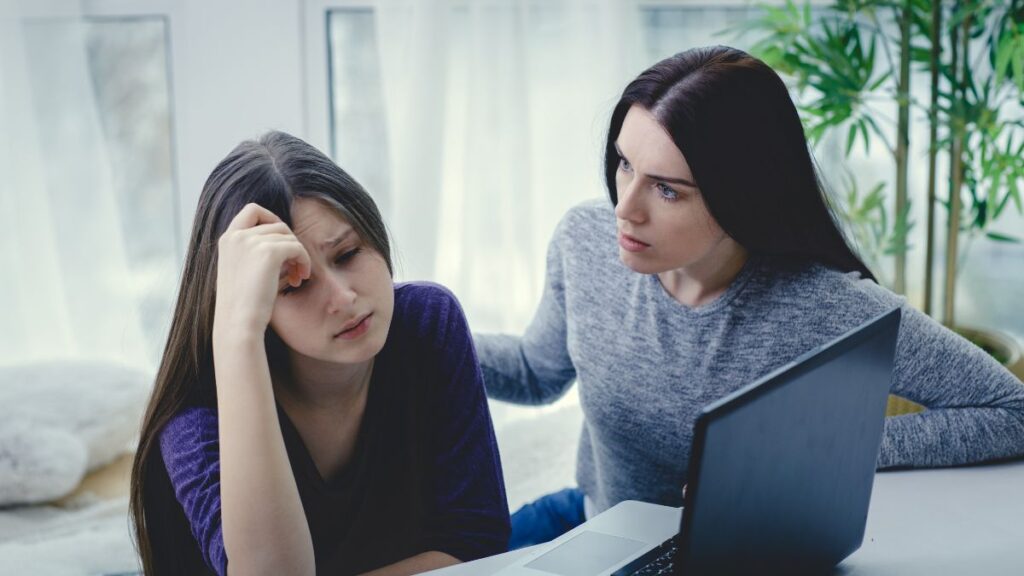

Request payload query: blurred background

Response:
[1,1,1022,574]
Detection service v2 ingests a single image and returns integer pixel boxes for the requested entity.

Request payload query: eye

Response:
[655,182,679,201]
[618,155,633,173]
[335,247,362,265]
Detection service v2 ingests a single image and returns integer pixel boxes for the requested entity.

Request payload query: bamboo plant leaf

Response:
[1012,40,1024,92]
[994,32,1015,86]
[985,231,1021,243]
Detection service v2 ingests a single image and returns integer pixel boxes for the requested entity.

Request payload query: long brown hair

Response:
[605,46,876,282]
[129,131,393,575]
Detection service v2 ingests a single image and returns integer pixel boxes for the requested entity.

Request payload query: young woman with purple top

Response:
[129,131,510,576]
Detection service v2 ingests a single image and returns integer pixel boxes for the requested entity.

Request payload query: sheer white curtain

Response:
[0,0,148,368]
[371,0,645,334]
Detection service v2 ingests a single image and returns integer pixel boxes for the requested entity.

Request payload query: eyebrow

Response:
[614,142,698,188]
[320,228,356,251]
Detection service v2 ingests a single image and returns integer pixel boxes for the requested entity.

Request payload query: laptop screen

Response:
[678,308,900,574]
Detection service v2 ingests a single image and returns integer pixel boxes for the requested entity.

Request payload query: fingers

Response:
[224,203,283,233]
[220,221,296,252]
[247,222,291,237]
[292,247,312,284]
[264,239,310,286]
[218,203,312,289]
[221,214,295,251]
[283,259,306,287]
[283,258,310,288]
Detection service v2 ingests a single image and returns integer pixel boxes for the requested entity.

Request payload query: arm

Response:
[159,408,229,573]
[213,335,315,576]
[474,217,578,405]
[213,204,316,575]
[878,301,1024,468]
[358,552,460,576]
[417,285,512,562]
[161,345,315,576]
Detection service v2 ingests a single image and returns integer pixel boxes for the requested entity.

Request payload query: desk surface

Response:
[425,459,1024,575]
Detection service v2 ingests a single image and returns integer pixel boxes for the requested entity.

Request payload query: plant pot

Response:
[885,325,1024,417]
[885,394,925,417]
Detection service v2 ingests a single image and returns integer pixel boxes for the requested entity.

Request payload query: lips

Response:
[618,231,650,252]
[334,313,372,339]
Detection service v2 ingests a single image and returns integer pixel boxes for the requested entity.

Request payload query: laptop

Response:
[493,308,901,576]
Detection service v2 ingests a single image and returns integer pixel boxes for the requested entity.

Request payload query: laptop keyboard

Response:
[611,537,677,575]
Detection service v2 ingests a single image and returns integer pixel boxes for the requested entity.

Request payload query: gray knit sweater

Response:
[475,199,1024,515]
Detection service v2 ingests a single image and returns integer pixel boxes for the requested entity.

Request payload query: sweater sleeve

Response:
[474,214,578,405]
[877,298,1024,468]
[159,407,229,576]
[417,285,512,561]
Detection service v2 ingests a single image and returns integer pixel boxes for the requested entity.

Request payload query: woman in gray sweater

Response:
[474,46,1024,549]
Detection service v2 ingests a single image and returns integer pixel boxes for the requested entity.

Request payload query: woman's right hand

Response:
[213,203,311,337]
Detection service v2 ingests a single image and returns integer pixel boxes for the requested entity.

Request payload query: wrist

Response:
[212,328,269,389]
[213,317,267,349]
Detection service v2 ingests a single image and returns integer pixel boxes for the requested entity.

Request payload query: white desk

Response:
[837,459,1024,574]
[425,459,1024,575]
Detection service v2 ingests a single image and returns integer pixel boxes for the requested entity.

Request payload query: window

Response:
[14,14,177,364]
[328,9,390,218]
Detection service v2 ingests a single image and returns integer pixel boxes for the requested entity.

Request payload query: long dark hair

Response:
[129,131,393,575]
[604,45,876,281]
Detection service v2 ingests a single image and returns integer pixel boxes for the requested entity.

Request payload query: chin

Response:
[333,329,388,364]
[619,250,664,275]
[317,347,374,366]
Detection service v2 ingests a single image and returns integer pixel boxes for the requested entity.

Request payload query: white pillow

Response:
[0,361,151,506]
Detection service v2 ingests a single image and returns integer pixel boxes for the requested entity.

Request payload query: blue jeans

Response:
[509,487,586,550]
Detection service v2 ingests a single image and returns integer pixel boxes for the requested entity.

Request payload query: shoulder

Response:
[554,198,616,244]
[158,406,220,479]
[744,261,904,342]
[547,198,620,280]
[764,262,902,312]
[159,406,218,455]
[562,197,614,225]
[394,281,465,322]
[390,283,480,399]
[392,282,470,348]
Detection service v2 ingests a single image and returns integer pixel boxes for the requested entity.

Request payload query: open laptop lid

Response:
[677,308,901,576]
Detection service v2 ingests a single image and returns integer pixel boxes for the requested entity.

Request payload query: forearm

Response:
[474,226,577,406]
[882,302,1024,469]
[879,406,1024,469]
[214,330,315,576]
[358,551,460,576]
[475,333,575,405]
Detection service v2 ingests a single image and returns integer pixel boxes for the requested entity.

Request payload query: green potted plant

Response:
[736,0,1024,408]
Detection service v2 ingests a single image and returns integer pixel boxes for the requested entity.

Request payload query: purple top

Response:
[159,282,511,575]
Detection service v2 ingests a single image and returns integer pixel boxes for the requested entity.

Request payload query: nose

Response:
[614,178,645,224]
[324,273,358,315]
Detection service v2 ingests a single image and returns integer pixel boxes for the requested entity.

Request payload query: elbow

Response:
[227,554,316,576]
[481,369,571,406]
[224,541,316,576]
[523,374,575,406]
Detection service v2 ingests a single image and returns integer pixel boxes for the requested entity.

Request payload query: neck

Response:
[274,355,373,413]
[658,238,749,308]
